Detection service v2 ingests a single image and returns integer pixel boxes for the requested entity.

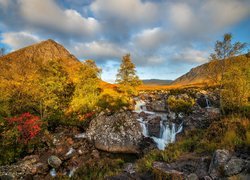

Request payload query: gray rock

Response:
[152,161,184,179]
[47,156,62,168]
[224,157,245,176]
[148,116,161,137]
[86,111,143,153]
[187,173,198,180]
[151,100,167,112]
[209,149,231,178]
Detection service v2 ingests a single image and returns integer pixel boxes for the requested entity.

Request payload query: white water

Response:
[205,95,211,108]
[135,100,183,150]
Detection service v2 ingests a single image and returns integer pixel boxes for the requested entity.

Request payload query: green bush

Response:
[167,95,195,115]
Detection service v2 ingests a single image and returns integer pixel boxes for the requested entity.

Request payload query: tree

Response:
[70,60,101,114]
[221,55,250,115]
[0,48,5,57]
[116,54,141,86]
[209,33,247,114]
[208,33,246,84]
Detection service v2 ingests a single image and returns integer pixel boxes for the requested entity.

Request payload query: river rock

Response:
[152,161,184,179]
[86,111,143,153]
[148,116,161,137]
[209,149,231,178]
[224,156,245,176]
[187,173,199,180]
[48,156,62,168]
[150,100,167,112]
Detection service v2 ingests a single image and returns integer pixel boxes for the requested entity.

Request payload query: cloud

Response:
[0,0,10,9]
[71,41,128,61]
[168,3,195,31]
[172,48,208,64]
[91,0,158,24]
[166,0,250,35]
[133,27,168,50]
[18,0,100,37]
[1,31,40,50]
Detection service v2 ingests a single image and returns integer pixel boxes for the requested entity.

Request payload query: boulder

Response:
[47,156,62,168]
[151,100,167,112]
[187,173,199,180]
[224,156,245,176]
[153,162,184,179]
[86,111,143,153]
[209,149,231,178]
[148,116,161,137]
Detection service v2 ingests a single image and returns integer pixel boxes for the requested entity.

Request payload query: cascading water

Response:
[135,100,183,150]
[205,95,211,108]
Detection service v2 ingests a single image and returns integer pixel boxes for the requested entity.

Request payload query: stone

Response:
[187,173,198,180]
[152,162,184,179]
[209,149,231,179]
[224,157,245,176]
[151,100,167,112]
[91,150,100,159]
[86,111,143,153]
[148,116,161,137]
[47,156,62,168]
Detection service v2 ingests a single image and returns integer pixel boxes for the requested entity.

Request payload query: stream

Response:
[134,100,183,150]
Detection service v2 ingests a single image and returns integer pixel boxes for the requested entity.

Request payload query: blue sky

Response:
[0,0,249,82]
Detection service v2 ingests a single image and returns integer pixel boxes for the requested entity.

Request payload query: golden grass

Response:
[137,82,208,91]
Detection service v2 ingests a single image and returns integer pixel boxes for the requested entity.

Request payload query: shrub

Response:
[0,113,42,165]
[6,112,42,144]
[98,89,129,112]
[167,95,195,115]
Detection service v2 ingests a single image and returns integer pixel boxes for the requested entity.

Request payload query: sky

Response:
[0,0,249,82]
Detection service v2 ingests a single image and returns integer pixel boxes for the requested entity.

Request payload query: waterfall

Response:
[135,99,183,150]
[138,118,148,137]
[205,95,211,108]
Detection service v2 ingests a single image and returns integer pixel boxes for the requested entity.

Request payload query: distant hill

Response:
[142,79,173,86]
[172,54,250,86]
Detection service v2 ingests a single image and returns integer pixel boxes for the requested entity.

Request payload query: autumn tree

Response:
[208,33,246,84]
[208,33,247,114]
[38,60,74,119]
[70,60,101,114]
[221,55,250,115]
[116,54,141,98]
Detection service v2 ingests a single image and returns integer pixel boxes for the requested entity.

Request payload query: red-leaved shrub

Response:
[6,113,42,144]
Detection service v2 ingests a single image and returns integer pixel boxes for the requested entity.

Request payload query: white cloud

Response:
[91,0,158,24]
[167,0,250,34]
[173,48,208,64]
[1,31,40,50]
[134,27,168,50]
[72,41,127,61]
[19,0,100,36]
[201,0,250,30]
[0,0,10,9]
[168,3,195,31]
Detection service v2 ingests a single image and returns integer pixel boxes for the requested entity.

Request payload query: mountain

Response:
[172,54,250,86]
[0,39,83,83]
[142,79,173,86]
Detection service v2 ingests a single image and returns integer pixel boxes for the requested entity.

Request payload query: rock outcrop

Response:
[86,111,143,153]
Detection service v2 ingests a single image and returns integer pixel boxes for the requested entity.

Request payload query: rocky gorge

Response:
[0,88,249,179]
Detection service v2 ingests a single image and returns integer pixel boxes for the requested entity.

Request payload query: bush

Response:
[0,113,42,165]
[98,89,129,112]
[167,95,195,115]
